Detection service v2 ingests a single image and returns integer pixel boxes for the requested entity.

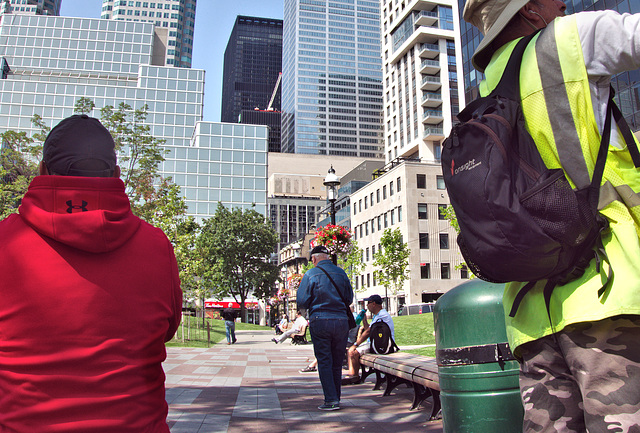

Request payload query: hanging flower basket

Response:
[312,224,353,257]
[286,274,303,292]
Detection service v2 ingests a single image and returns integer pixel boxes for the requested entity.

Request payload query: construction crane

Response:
[266,72,282,111]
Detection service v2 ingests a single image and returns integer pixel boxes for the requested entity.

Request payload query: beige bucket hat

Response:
[464,0,530,72]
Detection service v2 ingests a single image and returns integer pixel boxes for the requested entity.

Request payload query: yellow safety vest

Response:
[480,15,640,356]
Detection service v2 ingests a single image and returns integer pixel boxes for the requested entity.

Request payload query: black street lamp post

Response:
[323,166,341,265]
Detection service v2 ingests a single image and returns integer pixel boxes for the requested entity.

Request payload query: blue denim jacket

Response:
[296,259,353,320]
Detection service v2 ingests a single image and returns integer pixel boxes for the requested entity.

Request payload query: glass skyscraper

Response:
[100,0,197,68]
[0,0,60,16]
[221,16,283,123]
[0,14,267,219]
[281,0,384,158]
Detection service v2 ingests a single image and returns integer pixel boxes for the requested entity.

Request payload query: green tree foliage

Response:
[197,204,279,322]
[440,204,459,233]
[373,228,410,308]
[338,239,365,292]
[0,116,49,219]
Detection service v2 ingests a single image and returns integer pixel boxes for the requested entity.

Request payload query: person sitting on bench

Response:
[272,310,307,344]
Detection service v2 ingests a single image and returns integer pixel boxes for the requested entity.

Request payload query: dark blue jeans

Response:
[309,317,349,405]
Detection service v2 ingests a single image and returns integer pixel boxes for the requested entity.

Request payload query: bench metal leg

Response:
[383,374,412,396]
[359,364,376,383]
[428,390,442,421]
[410,384,441,421]
[373,370,385,390]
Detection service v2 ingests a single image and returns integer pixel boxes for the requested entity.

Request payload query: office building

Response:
[281,0,384,158]
[0,14,267,219]
[457,0,640,130]
[221,16,283,123]
[240,109,281,153]
[0,0,60,16]
[100,0,197,68]
[350,0,467,314]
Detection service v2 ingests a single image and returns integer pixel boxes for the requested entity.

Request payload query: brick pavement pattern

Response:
[164,329,443,433]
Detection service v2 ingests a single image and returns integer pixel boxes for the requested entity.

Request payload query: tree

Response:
[197,203,279,322]
[373,228,410,310]
[338,239,364,292]
[0,116,49,218]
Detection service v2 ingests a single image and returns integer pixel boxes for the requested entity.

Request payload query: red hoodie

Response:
[0,176,182,433]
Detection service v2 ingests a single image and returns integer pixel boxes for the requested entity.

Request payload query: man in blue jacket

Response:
[297,245,353,411]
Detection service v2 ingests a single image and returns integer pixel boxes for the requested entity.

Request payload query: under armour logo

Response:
[66,200,88,213]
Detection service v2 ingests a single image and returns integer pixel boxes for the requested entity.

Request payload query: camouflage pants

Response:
[519,315,640,433]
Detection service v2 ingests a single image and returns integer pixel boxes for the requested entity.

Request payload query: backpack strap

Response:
[316,265,356,328]
[490,30,541,100]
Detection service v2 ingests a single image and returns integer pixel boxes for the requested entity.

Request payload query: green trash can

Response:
[434,280,523,432]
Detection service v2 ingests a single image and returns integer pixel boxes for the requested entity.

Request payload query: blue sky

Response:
[59,0,284,122]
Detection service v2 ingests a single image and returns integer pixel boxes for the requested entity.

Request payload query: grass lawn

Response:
[392,313,436,357]
[167,312,437,357]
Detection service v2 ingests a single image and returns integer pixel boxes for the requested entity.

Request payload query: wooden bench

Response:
[359,352,441,421]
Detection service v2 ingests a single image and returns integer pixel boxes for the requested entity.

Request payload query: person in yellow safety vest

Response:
[464,0,640,431]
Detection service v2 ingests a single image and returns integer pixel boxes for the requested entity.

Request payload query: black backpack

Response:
[441,32,640,317]
[369,320,399,355]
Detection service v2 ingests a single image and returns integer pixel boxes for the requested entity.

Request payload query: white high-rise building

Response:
[281,0,384,158]
[100,0,196,68]
[0,0,61,16]
[349,0,467,313]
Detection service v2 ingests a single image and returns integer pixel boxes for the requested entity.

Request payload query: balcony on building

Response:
[420,74,441,91]
[423,127,444,140]
[422,109,444,124]
[420,58,440,74]
[421,91,442,107]
[418,42,440,59]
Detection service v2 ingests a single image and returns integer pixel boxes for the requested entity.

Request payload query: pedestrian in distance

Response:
[221,307,237,344]
[463,0,640,430]
[0,114,182,432]
[297,245,353,411]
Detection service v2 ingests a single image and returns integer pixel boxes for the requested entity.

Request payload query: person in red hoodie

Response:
[0,115,182,432]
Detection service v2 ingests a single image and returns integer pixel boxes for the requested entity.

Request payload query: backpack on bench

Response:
[441,31,640,318]
[369,320,399,355]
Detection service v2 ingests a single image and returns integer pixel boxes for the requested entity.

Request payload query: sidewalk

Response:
[164,329,443,433]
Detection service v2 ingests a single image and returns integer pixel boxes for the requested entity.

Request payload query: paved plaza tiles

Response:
[164,329,443,433]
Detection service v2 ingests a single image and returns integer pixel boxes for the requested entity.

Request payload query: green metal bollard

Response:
[434,280,523,432]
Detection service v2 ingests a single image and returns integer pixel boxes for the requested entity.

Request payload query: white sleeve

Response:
[577,11,640,77]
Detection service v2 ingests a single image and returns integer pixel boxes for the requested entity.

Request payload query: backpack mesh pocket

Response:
[520,169,594,246]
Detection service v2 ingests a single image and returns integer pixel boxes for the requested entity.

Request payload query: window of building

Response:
[353,203,357,215]
[359,199,362,212]
[376,189,380,203]
[441,263,451,279]
[438,204,447,220]
[378,215,382,230]
[389,181,394,196]
[371,219,375,233]
[397,177,401,192]
[383,185,387,199]
[421,263,431,279]
[373,271,376,286]
[384,212,389,228]
[417,173,426,189]
[370,192,374,206]
[365,223,369,236]
[461,265,468,279]
[372,244,376,258]
[366,247,370,261]
[391,209,395,225]
[398,206,402,222]
[436,175,445,190]
[361,274,365,288]
[418,203,428,219]
[367,273,371,287]
[364,196,368,209]
[419,233,429,249]
[440,233,449,249]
